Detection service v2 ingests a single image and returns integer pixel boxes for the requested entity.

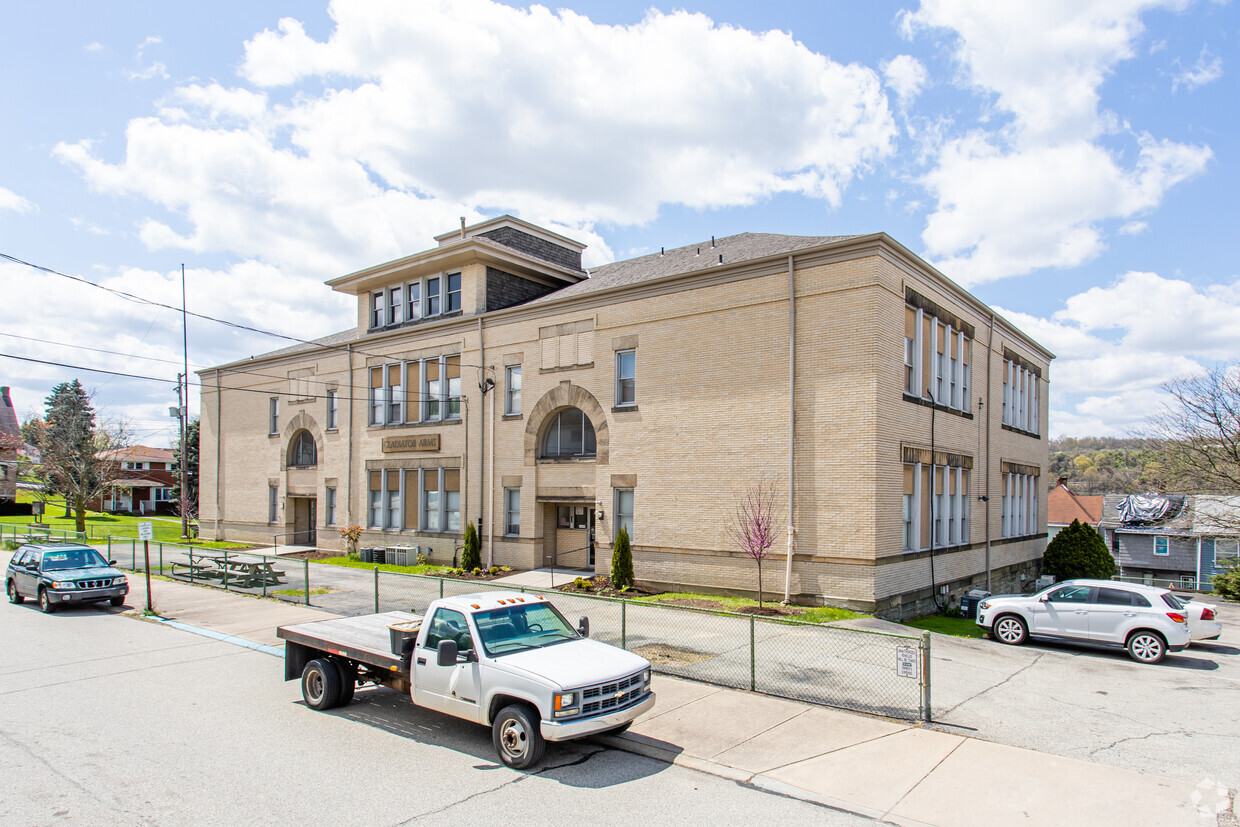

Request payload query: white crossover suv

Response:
[976,579,1191,664]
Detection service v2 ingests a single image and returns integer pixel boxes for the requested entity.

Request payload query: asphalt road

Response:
[0,598,872,826]
[927,600,1240,792]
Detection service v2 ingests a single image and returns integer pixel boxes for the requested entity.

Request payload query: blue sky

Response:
[1,0,1237,446]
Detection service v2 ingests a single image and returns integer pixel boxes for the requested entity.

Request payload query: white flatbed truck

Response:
[277,590,655,768]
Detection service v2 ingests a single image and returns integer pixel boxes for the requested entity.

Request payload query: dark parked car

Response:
[6,543,129,613]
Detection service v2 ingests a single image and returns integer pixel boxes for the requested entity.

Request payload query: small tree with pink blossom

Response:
[725,481,781,606]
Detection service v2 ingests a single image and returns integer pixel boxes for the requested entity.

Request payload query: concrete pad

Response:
[630,685,806,759]
[888,736,1207,827]
[640,675,722,718]
[713,705,908,774]
[764,727,964,814]
[489,567,593,589]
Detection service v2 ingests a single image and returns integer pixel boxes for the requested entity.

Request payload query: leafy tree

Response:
[20,415,45,448]
[171,417,199,519]
[610,526,634,589]
[1212,561,1240,602]
[1042,519,1116,581]
[460,521,481,572]
[725,480,781,606]
[40,380,128,533]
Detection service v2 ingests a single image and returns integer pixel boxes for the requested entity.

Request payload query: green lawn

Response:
[312,556,451,576]
[2,494,245,549]
[637,591,869,623]
[902,614,986,639]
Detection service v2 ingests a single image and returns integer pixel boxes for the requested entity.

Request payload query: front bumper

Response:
[540,692,656,741]
[49,584,128,604]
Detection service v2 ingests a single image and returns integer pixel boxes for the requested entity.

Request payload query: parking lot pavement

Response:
[927,600,1240,792]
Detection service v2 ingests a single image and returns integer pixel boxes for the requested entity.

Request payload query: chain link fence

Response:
[104,538,314,603]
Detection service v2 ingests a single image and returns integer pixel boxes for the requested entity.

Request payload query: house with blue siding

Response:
[1099,493,1240,589]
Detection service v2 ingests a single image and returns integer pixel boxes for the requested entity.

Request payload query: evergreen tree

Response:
[171,418,199,518]
[1042,519,1116,581]
[610,526,634,589]
[461,521,481,571]
[41,380,123,533]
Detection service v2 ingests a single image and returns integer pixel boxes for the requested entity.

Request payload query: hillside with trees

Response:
[1049,437,1167,495]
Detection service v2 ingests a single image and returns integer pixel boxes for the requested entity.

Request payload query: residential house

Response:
[1099,493,1240,588]
[1047,477,1104,542]
[198,215,1052,618]
[91,445,177,515]
[0,386,20,504]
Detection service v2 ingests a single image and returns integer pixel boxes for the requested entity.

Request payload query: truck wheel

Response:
[493,704,545,769]
[599,722,631,736]
[7,580,23,604]
[332,658,357,706]
[38,588,57,614]
[109,596,125,608]
[302,658,343,710]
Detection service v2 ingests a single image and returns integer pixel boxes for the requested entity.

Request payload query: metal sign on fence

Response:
[138,522,154,541]
[896,644,919,679]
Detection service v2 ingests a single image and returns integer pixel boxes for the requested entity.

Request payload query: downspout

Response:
[346,343,354,527]
[985,313,995,593]
[783,254,796,605]
[214,369,222,539]
[478,317,486,547]
[487,367,496,569]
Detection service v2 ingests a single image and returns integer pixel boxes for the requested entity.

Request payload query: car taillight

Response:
[1201,608,1215,621]
[1166,613,1186,623]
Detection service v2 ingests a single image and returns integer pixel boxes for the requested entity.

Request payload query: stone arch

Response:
[524,381,608,466]
[280,412,323,471]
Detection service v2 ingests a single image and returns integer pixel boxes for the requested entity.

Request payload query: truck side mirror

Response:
[436,639,458,667]
[577,617,590,638]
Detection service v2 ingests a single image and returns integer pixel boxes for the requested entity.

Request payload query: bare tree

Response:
[40,380,131,534]
[725,480,781,606]
[1142,362,1240,534]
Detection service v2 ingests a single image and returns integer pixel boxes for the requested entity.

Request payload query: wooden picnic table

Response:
[171,553,286,588]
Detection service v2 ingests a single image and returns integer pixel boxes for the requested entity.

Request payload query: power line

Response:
[0,331,209,369]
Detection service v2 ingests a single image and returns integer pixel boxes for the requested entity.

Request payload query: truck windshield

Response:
[474,602,578,657]
[41,549,108,570]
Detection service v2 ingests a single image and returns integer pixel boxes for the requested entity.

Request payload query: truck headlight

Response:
[642,669,651,685]
[553,692,577,718]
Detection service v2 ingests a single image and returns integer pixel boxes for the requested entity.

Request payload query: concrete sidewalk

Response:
[115,576,1226,826]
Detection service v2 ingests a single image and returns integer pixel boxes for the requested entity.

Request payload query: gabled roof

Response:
[0,386,21,451]
[102,445,175,463]
[1048,484,1104,526]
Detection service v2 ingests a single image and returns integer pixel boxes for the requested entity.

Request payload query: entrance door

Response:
[292,498,317,546]
[587,508,595,568]
[306,499,316,546]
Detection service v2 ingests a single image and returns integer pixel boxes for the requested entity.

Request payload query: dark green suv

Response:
[6,542,129,613]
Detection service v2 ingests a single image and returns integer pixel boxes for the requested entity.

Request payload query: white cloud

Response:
[69,216,109,235]
[0,186,33,214]
[1172,45,1223,91]
[882,54,928,106]
[902,0,1209,284]
[85,42,104,52]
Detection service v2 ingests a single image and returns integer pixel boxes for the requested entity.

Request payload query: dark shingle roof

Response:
[526,232,858,305]
[207,327,362,372]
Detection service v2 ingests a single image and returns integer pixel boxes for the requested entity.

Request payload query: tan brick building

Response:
[199,216,1051,618]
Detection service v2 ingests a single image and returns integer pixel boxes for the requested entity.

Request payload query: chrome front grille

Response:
[580,671,647,717]
[76,579,112,589]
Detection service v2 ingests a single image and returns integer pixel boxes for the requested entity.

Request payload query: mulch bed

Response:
[442,568,525,582]
[553,576,656,598]
[276,550,336,561]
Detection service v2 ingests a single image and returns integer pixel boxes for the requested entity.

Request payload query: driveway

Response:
[927,600,1240,791]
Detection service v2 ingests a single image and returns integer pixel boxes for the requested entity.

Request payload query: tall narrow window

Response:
[326,389,338,430]
[423,359,441,420]
[904,306,919,395]
[387,364,403,423]
[505,488,521,535]
[386,469,401,530]
[388,286,403,325]
[371,292,385,328]
[368,471,382,528]
[615,349,636,407]
[902,464,916,551]
[369,367,384,425]
[444,469,460,532]
[268,485,278,523]
[615,488,634,541]
[1154,536,1168,555]
[407,281,422,321]
[426,276,441,316]
[446,272,461,313]
[446,356,461,419]
[290,431,316,467]
[325,486,337,526]
[505,366,522,415]
[269,398,279,435]
[423,469,441,531]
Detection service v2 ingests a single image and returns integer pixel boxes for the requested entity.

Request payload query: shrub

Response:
[573,577,593,590]
[2,539,18,551]
[461,523,481,572]
[611,526,634,589]
[415,551,430,566]
[472,567,481,576]
[1042,520,1116,581]
[1213,561,1240,602]
[488,566,499,575]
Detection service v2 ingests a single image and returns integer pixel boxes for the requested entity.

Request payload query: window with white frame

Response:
[386,469,401,530]
[904,302,971,413]
[153,487,171,502]
[368,356,461,426]
[368,471,383,528]
[505,366,522,415]
[406,281,422,322]
[326,389,338,430]
[388,286,403,325]
[614,488,634,541]
[1002,356,1040,434]
[386,364,402,424]
[446,272,461,313]
[1154,536,1169,556]
[325,486,336,527]
[409,467,460,533]
[269,397,279,435]
[1215,538,1239,567]
[903,460,970,551]
[371,292,385,329]
[504,488,520,536]
[268,485,279,523]
[615,349,636,407]
[426,276,441,317]
[1000,470,1039,538]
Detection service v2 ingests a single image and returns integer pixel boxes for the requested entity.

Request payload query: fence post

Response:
[439,578,444,599]
[223,550,230,590]
[920,631,933,722]
[750,613,756,692]
[621,599,627,649]
[107,536,111,559]
[159,543,163,573]
[304,558,310,606]
[374,566,379,614]
[131,539,136,570]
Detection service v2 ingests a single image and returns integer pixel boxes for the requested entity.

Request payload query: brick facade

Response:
[199,216,1051,618]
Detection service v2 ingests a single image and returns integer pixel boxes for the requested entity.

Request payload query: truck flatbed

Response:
[278,611,420,681]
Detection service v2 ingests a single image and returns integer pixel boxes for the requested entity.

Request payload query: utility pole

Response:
[176,375,189,540]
